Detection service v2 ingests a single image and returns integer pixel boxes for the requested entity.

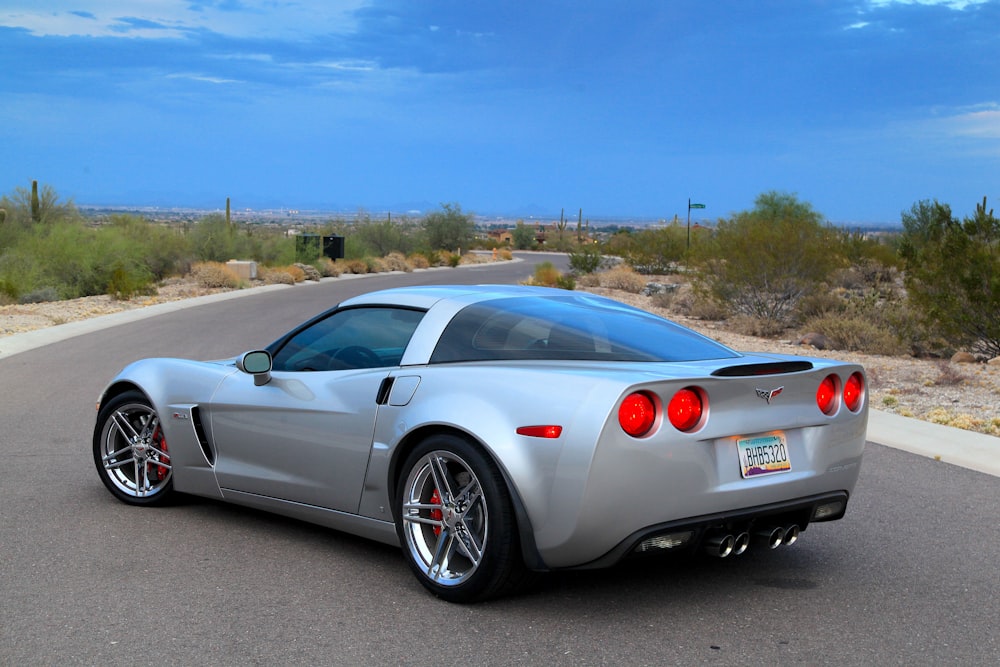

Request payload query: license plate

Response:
[737,434,791,479]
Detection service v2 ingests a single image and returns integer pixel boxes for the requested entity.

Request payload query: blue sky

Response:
[1,1,998,224]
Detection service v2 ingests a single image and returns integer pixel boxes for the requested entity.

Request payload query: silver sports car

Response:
[94,284,867,602]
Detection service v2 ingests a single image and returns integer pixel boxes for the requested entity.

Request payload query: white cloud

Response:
[166,72,241,85]
[894,103,1000,157]
[0,1,370,39]
[938,104,1000,139]
[316,60,378,72]
[868,0,990,10]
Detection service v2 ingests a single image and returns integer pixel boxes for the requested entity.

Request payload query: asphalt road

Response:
[2,256,998,666]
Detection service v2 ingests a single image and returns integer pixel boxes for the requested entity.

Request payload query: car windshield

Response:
[430,294,740,363]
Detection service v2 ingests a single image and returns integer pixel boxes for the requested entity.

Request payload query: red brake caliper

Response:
[429,489,443,536]
[151,427,169,481]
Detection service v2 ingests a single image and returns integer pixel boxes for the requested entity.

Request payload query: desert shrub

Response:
[340,259,369,274]
[649,290,676,310]
[293,263,322,281]
[692,191,843,328]
[383,252,412,272]
[106,262,156,300]
[800,312,906,355]
[282,265,306,282]
[673,286,730,321]
[496,248,513,261]
[621,226,686,274]
[526,261,575,290]
[729,314,788,338]
[835,227,903,270]
[447,252,462,268]
[598,265,646,293]
[568,244,606,275]
[259,268,295,285]
[408,253,430,269]
[831,258,898,295]
[899,197,1000,358]
[576,273,601,288]
[18,287,60,304]
[106,214,189,280]
[531,261,562,287]
[798,290,923,356]
[795,289,847,322]
[365,256,388,273]
[259,265,305,284]
[933,362,968,386]
[191,261,240,289]
[318,257,342,277]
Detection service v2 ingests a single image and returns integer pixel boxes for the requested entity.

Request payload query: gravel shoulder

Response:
[2,277,998,437]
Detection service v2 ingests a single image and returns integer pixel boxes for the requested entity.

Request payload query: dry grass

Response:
[597,265,646,293]
[191,262,241,289]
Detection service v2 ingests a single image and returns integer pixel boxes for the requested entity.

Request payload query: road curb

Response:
[867,409,999,477]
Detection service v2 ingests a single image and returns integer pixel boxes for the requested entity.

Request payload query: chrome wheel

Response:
[401,449,487,587]
[94,392,173,505]
[396,434,530,602]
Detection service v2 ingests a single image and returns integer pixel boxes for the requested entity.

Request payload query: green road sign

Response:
[689,203,706,209]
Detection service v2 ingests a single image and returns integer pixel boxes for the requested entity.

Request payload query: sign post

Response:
[687,199,706,249]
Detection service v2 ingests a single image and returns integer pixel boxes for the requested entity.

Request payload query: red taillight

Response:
[667,387,703,432]
[817,374,838,415]
[619,392,657,437]
[516,425,563,439]
[844,372,865,412]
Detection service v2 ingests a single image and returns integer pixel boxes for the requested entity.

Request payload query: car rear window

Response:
[429,294,740,363]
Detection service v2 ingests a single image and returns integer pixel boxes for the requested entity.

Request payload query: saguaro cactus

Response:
[0,208,7,225]
[31,180,40,223]
[226,197,232,227]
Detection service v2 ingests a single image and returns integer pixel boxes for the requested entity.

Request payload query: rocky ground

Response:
[2,276,998,437]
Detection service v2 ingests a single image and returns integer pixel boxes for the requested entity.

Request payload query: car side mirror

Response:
[237,350,272,386]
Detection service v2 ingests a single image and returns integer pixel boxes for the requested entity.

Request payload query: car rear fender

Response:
[361,365,629,569]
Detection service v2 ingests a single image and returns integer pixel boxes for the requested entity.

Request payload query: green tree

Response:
[621,226,686,274]
[511,221,536,250]
[899,197,1000,357]
[693,191,842,328]
[352,211,414,257]
[421,203,474,252]
[107,214,190,280]
[0,181,79,228]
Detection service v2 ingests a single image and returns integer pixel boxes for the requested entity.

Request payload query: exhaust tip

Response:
[755,526,786,549]
[733,532,750,556]
[783,525,800,546]
[704,533,736,558]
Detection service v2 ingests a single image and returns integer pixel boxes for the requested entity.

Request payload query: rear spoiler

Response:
[711,361,814,377]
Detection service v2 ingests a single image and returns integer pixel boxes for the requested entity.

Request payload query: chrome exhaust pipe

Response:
[704,533,735,558]
[782,525,800,546]
[733,532,751,556]
[754,526,786,549]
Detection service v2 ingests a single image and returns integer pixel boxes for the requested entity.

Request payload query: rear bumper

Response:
[564,490,850,570]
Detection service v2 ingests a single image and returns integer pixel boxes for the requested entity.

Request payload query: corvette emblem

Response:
[755,387,784,404]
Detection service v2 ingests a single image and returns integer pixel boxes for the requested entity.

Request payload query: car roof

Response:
[337,284,561,310]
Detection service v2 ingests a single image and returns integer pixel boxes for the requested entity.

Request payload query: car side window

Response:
[271,306,425,372]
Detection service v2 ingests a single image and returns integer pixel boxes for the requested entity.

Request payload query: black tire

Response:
[93,390,175,506]
[395,434,529,603]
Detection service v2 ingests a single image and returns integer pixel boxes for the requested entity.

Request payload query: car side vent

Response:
[711,361,814,377]
[191,406,215,465]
